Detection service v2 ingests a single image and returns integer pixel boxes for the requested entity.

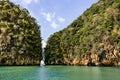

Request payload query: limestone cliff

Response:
[45,0,120,66]
[0,1,42,65]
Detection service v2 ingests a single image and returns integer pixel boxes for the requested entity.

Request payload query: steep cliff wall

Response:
[45,0,120,66]
[0,1,42,65]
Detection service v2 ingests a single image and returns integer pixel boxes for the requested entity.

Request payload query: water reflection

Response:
[39,67,46,80]
[38,66,120,80]
[0,66,120,80]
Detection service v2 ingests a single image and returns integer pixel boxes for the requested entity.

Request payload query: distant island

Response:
[44,0,120,66]
[0,0,42,65]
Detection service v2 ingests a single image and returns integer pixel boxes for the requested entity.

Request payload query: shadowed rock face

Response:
[0,1,42,65]
[44,0,120,66]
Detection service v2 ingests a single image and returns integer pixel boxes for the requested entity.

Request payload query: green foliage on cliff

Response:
[0,1,42,65]
[45,0,120,66]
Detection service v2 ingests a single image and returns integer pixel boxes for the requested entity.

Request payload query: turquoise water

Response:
[0,66,120,80]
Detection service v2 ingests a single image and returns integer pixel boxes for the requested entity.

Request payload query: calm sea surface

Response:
[0,66,120,80]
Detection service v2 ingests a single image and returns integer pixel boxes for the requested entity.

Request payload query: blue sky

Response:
[10,0,98,48]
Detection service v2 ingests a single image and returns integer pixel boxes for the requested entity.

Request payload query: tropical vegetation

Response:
[45,0,120,66]
[0,0,42,65]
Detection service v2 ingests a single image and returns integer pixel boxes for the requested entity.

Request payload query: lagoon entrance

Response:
[40,60,45,66]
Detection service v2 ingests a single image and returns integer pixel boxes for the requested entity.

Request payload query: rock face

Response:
[0,1,42,65]
[45,0,120,66]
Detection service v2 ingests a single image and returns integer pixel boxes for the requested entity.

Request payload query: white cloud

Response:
[41,12,52,22]
[42,40,46,48]
[34,0,39,3]
[21,0,32,4]
[58,17,65,23]
[12,0,39,5]
[40,10,66,29]
[51,21,59,29]
[40,10,59,29]
[21,0,39,5]
[41,11,55,22]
